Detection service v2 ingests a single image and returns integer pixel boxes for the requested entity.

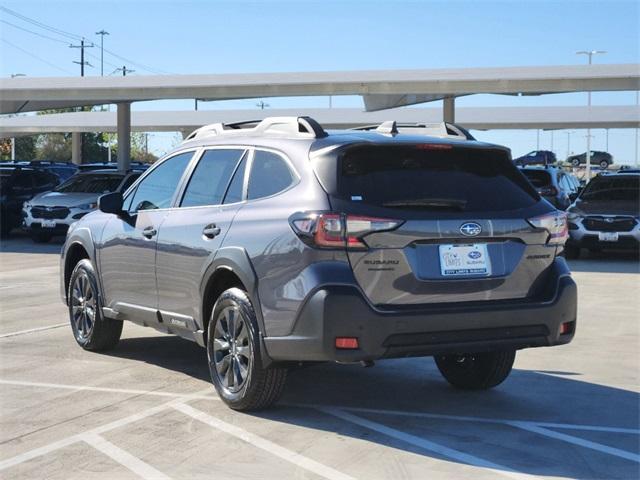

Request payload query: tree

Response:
[0,136,37,160]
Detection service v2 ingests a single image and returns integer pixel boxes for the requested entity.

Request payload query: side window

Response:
[128,152,193,212]
[181,149,244,207]
[33,171,58,189]
[223,156,246,204]
[12,172,33,190]
[247,150,296,200]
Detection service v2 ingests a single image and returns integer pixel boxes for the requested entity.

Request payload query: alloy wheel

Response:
[211,306,252,393]
[70,271,96,341]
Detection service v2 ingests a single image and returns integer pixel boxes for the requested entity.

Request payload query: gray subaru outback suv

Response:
[60,117,577,411]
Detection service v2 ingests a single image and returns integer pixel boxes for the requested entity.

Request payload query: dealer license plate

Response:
[41,220,56,228]
[598,232,619,242]
[439,243,491,276]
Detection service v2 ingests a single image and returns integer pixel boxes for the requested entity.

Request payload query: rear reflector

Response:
[335,337,359,349]
[559,322,574,335]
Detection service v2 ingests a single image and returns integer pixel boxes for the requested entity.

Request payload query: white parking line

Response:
[0,323,67,338]
[172,402,356,480]
[320,407,534,480]
[82,432,171,480]
[0,379,218,400]
[510,422,640,463]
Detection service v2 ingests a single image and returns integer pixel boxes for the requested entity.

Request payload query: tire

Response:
[599,160,609,169]
[68,259,123,351]
[564,245,580,259]
[207,287,287,411]
[569,158,580,167]
[435,350,516,390]
[31,232,53,243]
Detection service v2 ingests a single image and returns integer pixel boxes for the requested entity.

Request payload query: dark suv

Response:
[513,150,557,166]
[1,165,61,236]
[567,151,613,169]
[519,166,581,210]
[60,117,577,410]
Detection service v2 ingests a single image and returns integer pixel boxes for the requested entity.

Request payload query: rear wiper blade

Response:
[382,198,467,210]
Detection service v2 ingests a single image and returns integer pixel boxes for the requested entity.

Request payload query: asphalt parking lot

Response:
[0,234,638,480]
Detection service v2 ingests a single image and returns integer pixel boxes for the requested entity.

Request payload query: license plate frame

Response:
[598,232,619,242]
[439,243,491,277]
[40,220,56,228]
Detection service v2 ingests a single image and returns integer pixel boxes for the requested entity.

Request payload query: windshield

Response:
[581,176,639,202]
[55,175,123,193]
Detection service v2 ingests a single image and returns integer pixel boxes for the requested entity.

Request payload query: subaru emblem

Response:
[604,217,614,223]
[460,222,482,236]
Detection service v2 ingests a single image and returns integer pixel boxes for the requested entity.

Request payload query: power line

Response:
[1,6,172,75]
[0,19,70,45]
[0,5,80,41]
[1,38,74,75]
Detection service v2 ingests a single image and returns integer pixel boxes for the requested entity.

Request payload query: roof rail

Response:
[184,116,328,142]
[352,122,475,140]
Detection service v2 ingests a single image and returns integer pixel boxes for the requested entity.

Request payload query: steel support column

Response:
[443,97,455,123]
[117,102,131,171]
[71,132,82,165]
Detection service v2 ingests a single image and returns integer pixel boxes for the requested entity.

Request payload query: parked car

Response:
[519,166,581,210]
[77,161,150,172]
[60,117,576,411]
[513,150,557,166]
[23,169,144,242]
[0,160,77,181]
[565,171,639,258]
[1,166,61,237]
[567,151,613,169]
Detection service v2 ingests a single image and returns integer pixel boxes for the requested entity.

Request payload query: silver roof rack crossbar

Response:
[352,122,475,140]
[184,116,327,142]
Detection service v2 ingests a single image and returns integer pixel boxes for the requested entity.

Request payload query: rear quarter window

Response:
[335,145,538,212]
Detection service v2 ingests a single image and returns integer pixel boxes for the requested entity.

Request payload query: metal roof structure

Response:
[1,106,638,138]
[1,64,638,114]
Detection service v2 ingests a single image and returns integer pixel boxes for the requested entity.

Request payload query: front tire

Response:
[207,287,287,411]
[435,350,516,390]
[570,158,580,167]
[68,259,123,351]
[599,160,609,169]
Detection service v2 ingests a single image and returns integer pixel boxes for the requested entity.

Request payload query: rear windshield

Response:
[56,175,123,193]
[335,146,538,212]
[521,169,551,188]
[581,176,639,202]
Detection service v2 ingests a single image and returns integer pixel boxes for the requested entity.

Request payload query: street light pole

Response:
[576,50,606,180]
[95,30,109,77]
[565,131,573,160]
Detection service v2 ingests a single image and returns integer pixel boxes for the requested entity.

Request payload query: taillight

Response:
[290,212,403,250]
[527,211,568,245]
[538,186,558,196]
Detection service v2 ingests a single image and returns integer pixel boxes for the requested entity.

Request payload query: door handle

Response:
[203,224,221,239]
[142,226,157,239]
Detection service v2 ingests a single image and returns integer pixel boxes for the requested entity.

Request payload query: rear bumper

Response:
[264,258,577,362]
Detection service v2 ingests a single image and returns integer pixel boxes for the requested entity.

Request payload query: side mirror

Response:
[98,192,123,215]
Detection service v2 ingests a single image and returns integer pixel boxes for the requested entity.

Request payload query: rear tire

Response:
[207,287,287,411]
[435,350,516,390]
[599,160,609,169]
[68,259,123,351]
[570,158,580,167]
[31,232,53,243]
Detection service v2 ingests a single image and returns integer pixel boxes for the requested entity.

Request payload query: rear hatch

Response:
[311,142,559,306]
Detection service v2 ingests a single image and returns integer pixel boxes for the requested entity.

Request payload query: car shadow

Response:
[105,335,639,479]
[0,232,65,254]
[567,250,640,274]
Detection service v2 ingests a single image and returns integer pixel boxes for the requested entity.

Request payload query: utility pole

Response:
[536,129,540,150]
[10,137,15,160]
[70,38,94,76]
[576,50,606,180]
[550,130,554,152]
[95,30,109,76]
[115,65,134,76]
[256,100,269,110]
[565,131,573,160]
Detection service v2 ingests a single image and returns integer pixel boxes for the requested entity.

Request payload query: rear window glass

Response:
[521,170,552,188]
[581,176,639,202]
[336,146,538,212]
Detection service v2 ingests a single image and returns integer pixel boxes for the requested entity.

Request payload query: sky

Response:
[1,0,638,162]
